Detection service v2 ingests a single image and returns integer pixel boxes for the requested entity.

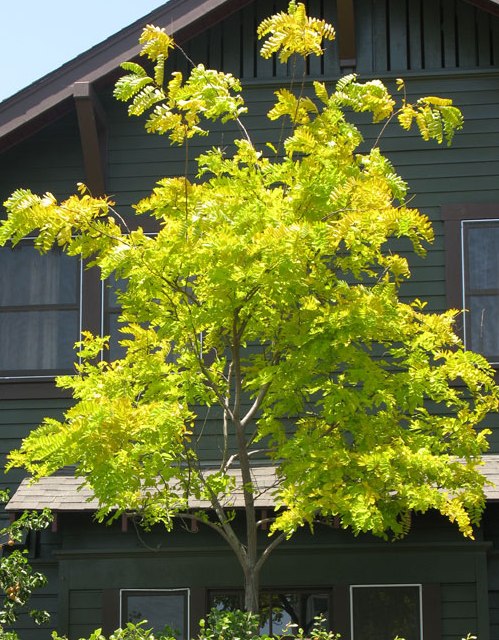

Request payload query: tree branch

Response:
[241,382,271,428]
[255,531,287,574]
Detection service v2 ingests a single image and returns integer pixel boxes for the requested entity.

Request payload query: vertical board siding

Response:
[441,0,457,68]
[169,0,340,81]
[357,0,499,73]
[0,113,84,207]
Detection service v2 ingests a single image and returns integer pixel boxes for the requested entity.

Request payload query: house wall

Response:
[33,511,492,640]
[1,0,499,639]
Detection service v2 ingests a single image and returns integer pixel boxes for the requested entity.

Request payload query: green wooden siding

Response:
[68,590,102,640]
[47,510,489,639]
[357,0,499,73]
[1,1,499,638]
[0,399,71,496]
[0,113,84,207]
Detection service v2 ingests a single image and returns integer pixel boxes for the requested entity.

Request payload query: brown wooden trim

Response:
[442,203,499,222]
[422,584,441,640]
[465,0,499,18]
[332,585,350,639]
[190,587,206,637]
[441,203,499,337]
[74,82,107,197]
[102,589,120,636]
[337,0,356,67]
[0,0,253,149]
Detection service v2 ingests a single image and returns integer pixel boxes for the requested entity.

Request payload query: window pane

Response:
[108,312,127,361]
[123,591,187,640]
[209,592,243,612]
[468,295,499,359]
[266,593,329,635]
[466,226,499,291]
[0,245,78,306]
[463,221,499,360]
[351,585,421,640]
[0,310,79,372]
[209,591,329,636]
[0,243,80,375]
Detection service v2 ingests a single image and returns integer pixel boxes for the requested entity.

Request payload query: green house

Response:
[1,1,499,638]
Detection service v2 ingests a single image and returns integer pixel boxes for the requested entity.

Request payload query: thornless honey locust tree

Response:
[1,1,498,614]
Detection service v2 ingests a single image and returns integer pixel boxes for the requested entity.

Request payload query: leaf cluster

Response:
[0,504,52,638]
[114,25,246,145]
[258,0,335,62]
[1,0,496,549]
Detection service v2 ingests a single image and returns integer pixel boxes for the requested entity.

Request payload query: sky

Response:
[0,0,168,102]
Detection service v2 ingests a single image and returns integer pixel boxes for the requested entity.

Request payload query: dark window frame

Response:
[120,588,190,640]
[0,239,84,381]
[349,583,422,640]
[207,584,440,640]
[442,203,499,365]
[0,218,158,399]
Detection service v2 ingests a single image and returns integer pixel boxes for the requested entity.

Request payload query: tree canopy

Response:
[1,0,498,612]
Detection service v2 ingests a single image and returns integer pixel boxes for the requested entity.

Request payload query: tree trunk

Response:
[244,565,260,613]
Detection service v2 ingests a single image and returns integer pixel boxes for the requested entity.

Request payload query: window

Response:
[442,204,499,364]
[102,274,126,361]
[461,220,499,362]
[0,241,81,378]
[121,589,189,640]
[350,584,422,640]
[209,589,330,635]
[209,584,439,639]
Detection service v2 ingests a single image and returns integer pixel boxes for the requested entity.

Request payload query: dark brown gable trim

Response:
[0,0,253,154]
[74,82,107,197]
[465,0,499,18]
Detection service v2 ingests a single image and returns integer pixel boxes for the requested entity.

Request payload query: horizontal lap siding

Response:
[0,113,84,206]
[9,562,59,640]
[0,399,71,528]
[490,589,499,640]
[56,513,486,638]
[441,583,478,639]
[69,590,102,640]
[359,74,499,330]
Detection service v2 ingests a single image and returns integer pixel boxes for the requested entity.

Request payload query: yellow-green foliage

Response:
[257,0,335,62]
[1,1,495,549]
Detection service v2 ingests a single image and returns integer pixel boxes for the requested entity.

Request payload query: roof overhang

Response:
[466,0,499,17]
[6,465,279,512]
[1,0,499,154]
[0,0,254,153]
[7,456,499,514]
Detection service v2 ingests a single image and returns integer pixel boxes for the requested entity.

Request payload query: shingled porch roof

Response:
[5,464,280,512]
[6,456,499,513]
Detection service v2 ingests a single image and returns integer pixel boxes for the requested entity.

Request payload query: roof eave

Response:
[0,0,253,151]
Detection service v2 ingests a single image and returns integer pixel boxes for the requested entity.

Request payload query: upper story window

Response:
[102,275,126,362]
[461,220,499,363]
[442,204,499,366]
[0,241,81,378]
